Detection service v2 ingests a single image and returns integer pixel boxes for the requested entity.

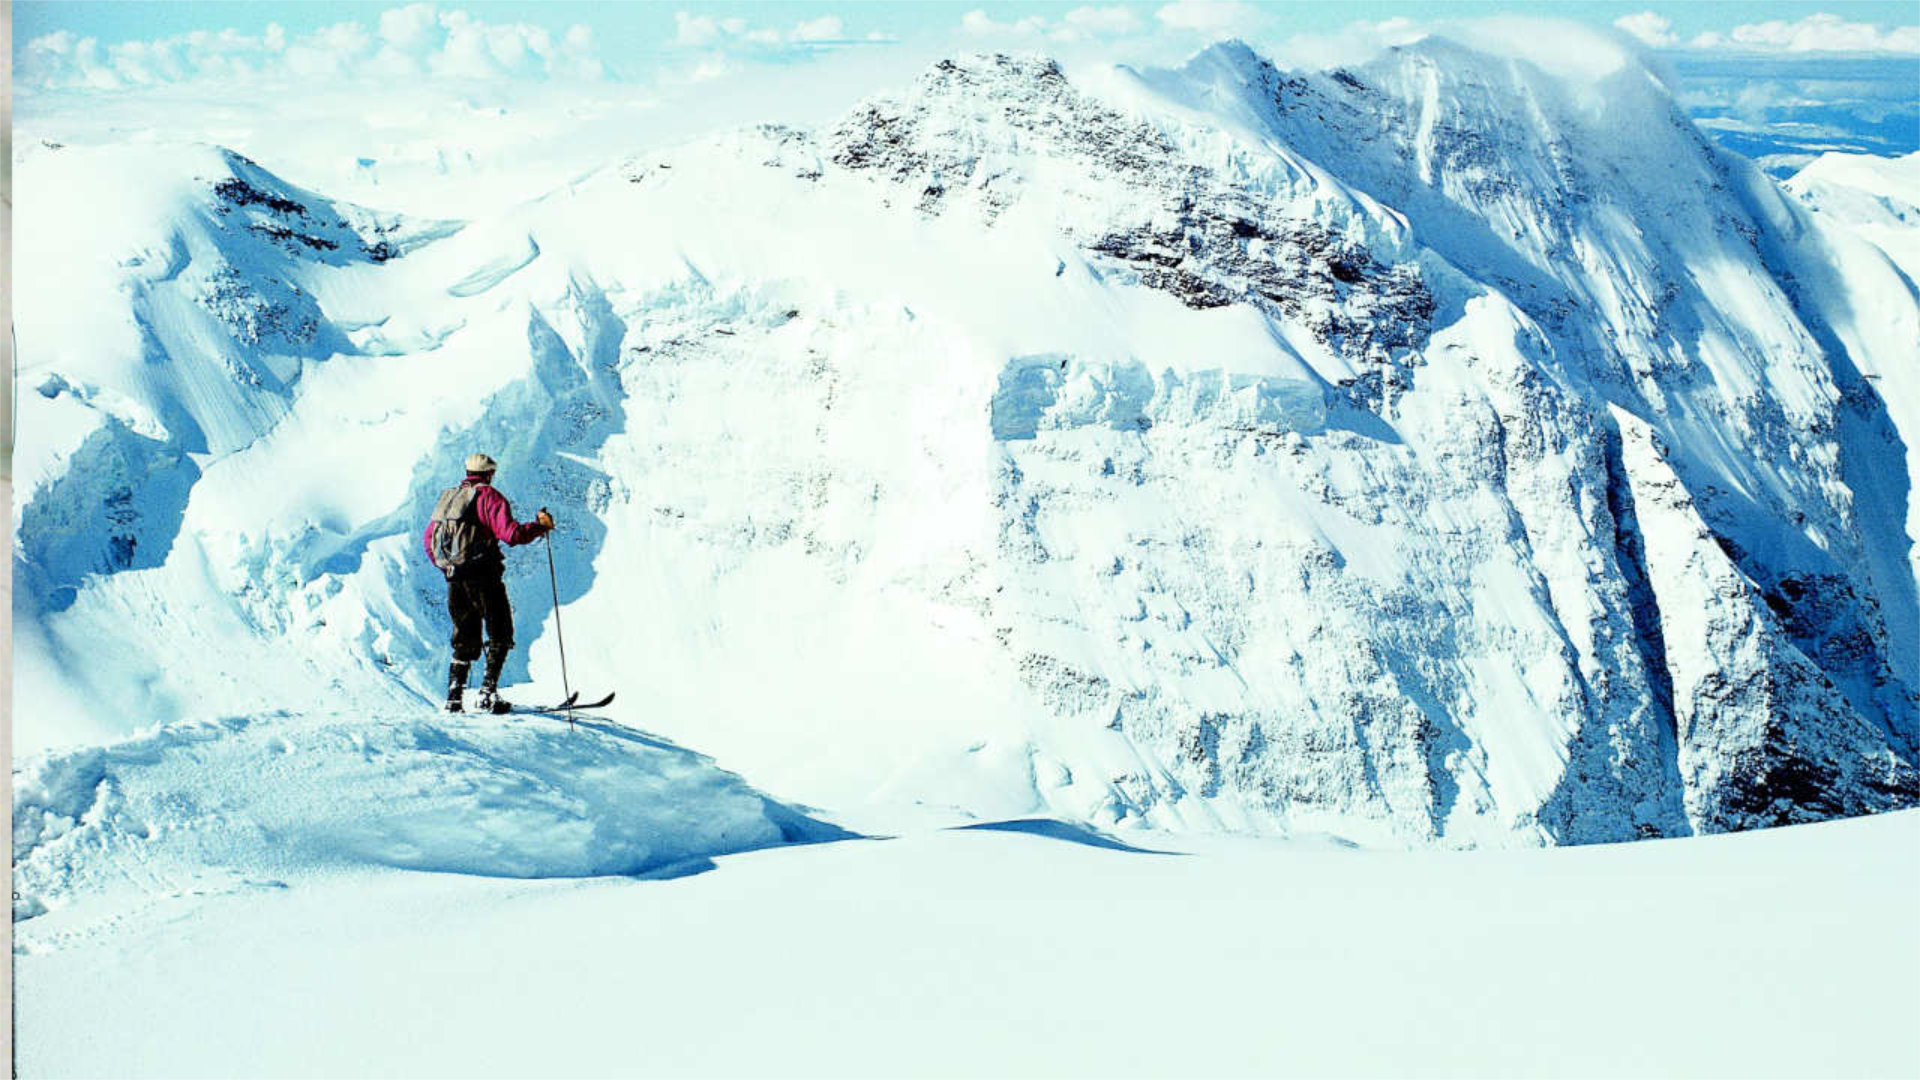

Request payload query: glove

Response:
[536,509,556,532]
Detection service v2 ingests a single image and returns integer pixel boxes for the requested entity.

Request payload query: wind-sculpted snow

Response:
[988,356,1323,442]
[12,711,849,941]
[12,41,1919,846]
[11,144,459,619]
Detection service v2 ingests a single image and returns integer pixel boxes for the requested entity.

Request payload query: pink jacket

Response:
[423,479,544,565]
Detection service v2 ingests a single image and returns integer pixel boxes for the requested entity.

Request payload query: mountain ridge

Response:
[13,40,1918,847]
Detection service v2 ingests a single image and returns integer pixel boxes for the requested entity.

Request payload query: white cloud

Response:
[1265,17,1431,70]
[1614,12,1678,49]
[316,21,376,56]
[689,57,732,83]
[380,4,442,53]
[433,14,502,78]
[668,10,876,54]
[20,5,609,89]
[1154,0,1266,37]
[1443,15,1646,82]
[959,6,1147,43]
[657,9,889,89]
[674,12,724,49]
[284,35,358,80]
[790,16,846,43]
[961,10,1045,38]
[1061,6,1146,39]
[1690,13,1920,54]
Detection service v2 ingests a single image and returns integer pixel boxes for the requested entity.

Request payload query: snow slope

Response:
[12,710,848,936]
[16,807,1920,1078]
[1787,150,1920,281]
[12,41,1920,852]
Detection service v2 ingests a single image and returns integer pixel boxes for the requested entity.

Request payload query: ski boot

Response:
[445,660,472,714]
[477,642,513,715]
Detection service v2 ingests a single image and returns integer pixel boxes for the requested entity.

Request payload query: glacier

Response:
[13,37,1920,863]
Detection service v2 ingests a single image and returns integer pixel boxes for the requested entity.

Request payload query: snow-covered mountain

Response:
[1787,149,1920,282]
[14,38,1920,866]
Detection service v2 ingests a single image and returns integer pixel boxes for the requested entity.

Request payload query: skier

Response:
[423,452,555,714]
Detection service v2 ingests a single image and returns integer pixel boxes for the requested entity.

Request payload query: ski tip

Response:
[504,691,612,717]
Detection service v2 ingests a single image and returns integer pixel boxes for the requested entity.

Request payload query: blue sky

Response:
[18,2,1920,44]
[14,2,1917,178]
[17,2,1920,78]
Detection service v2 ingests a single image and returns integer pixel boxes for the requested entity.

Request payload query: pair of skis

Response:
[518,690,615,715]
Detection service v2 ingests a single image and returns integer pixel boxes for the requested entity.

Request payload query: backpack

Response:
[428,484,493,578]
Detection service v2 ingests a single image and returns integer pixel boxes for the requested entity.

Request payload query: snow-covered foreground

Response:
[17,803,1920,1078]
[11,709,851,930]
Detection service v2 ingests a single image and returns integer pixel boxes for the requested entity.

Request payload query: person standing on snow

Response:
[424,452,555,714]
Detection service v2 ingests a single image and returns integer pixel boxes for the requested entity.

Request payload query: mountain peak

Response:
[14,32,1920,849]
[916,52,1068,95]
[1187,38,1266,71]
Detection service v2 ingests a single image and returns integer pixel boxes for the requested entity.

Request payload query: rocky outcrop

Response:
[828,54,1436,368]
[1612,409,1918,828]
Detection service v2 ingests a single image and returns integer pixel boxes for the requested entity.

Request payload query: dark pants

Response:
[449,571,514,665]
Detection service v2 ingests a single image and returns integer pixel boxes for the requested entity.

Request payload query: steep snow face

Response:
[1781,152,1920,588]
[13,43,1918,846]
[1106,40,1920,827]
[1612,409,1918,828]
[785,45,1917,839]
[12,143,456,614]
[1137,38,1920,629]
[12,144,468,746]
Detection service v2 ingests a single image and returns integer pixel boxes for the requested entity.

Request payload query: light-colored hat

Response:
[465,452,498,474]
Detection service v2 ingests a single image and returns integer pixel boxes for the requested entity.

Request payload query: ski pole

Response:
[541,511,575,730]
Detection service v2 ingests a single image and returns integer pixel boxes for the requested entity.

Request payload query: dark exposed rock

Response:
[200,266,320,348]
[214,177,309,217]
[823,53,1437,367]
[247,221,339,252]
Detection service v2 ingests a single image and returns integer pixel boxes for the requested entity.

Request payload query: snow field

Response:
[15,808,1920,1078]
